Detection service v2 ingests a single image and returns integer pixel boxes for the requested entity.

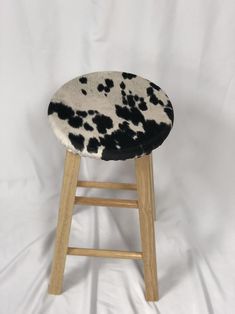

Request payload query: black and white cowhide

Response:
[48,71,174,160]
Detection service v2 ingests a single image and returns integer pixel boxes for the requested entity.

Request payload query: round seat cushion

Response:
[48,71,174,161]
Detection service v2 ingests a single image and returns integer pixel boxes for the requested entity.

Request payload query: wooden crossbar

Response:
[48,152,159,301]
[74,196,138,208]
[77,180,137,190]
[67,247,143,259]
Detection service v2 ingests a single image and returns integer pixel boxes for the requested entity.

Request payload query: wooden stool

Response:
[47,71,174,301]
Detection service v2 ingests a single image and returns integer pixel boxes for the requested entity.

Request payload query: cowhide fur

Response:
[48,71,174,161]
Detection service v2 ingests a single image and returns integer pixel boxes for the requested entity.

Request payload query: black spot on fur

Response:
[88,110,95,115]
[97,84,104,92]
[99,121,136,155]
[164,107,174,123]
[68,133,85,151]
[120,82,126,89]
[79,77,87,84]
[150,94,158,105]
[100,118,172,161]
[122,72,137,80]
[127,94,135,107]
[158,100,165,106]
[115,105,144,126]
[97,79,114,94]
[87,138,100,153]
[68,116,83,128]
[150,82,160,90]
[48,102,74,119]
[119,121,131,131]
[164,101,174,123]
[146,87,159,105]
[77,110,87,118]
[146,87,154,96]
[139,102,147,111]
[100,124,141,160]
[81,89,87,95]
[105,79,114,88]
[122,97,127,105]
[92,114,113,134]
[143,121,171,149]
[84,122,94,131]
[167,100,173,109]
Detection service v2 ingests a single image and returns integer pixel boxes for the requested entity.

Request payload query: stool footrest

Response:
[74,196,138,208]
[67,247,143,259]
[77,180,137,190]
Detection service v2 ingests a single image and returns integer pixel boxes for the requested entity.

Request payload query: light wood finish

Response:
[48,151,80,295]
[48,150,159,302]
[67,247,143,259]
[75,196,138,208]
[77,180,137,190]
[149,154,157,221]
[135,154,159,301]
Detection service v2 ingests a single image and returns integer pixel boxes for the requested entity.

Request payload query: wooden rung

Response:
[74,196,138,208]
[77,180,137,190]
[67,247,143,259]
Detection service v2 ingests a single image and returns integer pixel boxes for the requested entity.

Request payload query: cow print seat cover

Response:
[48,71,174,161]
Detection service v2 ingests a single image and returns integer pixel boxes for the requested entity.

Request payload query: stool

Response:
[47,71,174,301]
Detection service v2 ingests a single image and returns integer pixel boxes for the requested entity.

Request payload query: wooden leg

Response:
[48,150,80,295]
[135,154,159,301]
[149,154,157,221]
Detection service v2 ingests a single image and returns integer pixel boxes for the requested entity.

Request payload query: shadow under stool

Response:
[47,71,174,301]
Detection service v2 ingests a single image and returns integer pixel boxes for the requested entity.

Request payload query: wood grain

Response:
[77,180,137,190]
[135,154,159,301]
[149,153,157,221]
[48,151,80,295]
[75,196,138,208]
[67,247,143,259]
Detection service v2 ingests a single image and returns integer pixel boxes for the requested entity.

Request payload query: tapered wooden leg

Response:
[149,154,157,221]
[48,150,80,295]
[135,154,159,301]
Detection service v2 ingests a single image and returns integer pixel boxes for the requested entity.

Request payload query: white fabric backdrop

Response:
[0,0,235,313]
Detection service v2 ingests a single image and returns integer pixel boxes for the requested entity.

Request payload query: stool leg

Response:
[135,154,159,301]
[48,150,80,295]
[149,154,157,221]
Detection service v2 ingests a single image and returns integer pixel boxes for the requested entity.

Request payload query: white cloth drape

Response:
[0,1,234,313]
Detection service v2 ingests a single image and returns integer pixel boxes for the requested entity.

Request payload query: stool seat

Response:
[48,71,174,160]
